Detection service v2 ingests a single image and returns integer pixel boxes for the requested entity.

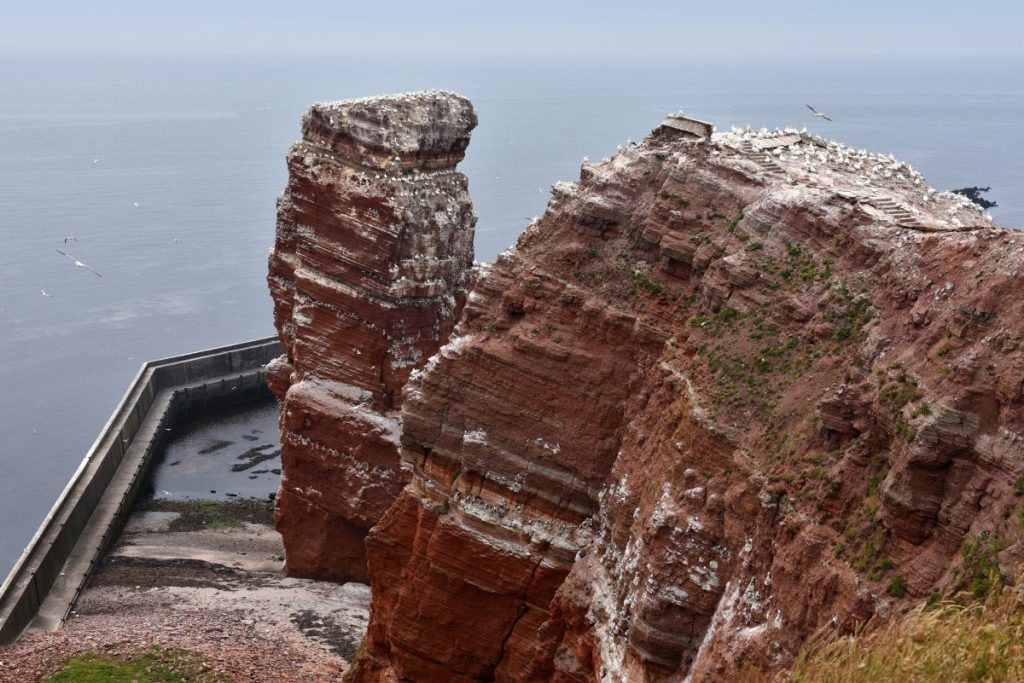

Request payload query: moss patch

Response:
[43,645,228,683]
[959,532,1006,600]
[633,270,663,295]
[138,497,274,532]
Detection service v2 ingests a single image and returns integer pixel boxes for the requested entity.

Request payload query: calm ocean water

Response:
[0,53,1021,579]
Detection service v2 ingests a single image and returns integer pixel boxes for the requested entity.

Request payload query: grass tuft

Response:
[138,497,274,532]
[44,645,228,683]
[633,270,663,295]
[786,585,1024,682]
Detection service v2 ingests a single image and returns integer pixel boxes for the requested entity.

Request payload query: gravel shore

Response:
[0,509,369,682]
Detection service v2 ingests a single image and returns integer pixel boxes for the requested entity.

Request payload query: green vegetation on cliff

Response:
[787,586,1024,682]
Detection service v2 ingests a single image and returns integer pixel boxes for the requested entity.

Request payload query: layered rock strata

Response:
[346,115,1024,681]
[267,91,477,582]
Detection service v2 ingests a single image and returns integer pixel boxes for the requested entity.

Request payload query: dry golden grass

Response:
[782,586,1024,682]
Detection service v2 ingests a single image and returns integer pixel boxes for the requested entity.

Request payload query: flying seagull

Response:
[55,249,102,277]
[63,236,78,243]
[806,105,833,122]
[132,201,140,208]
[40,289,53,297]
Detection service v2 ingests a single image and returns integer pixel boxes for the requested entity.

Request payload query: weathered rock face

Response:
[267,91,477,582]
[346,114,1024,681]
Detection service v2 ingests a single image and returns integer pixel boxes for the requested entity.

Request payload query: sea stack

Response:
[266,91,477,582]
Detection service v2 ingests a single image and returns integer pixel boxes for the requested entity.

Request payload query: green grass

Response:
[959,533,1006,600]
[633,270,663,295]
[44,645,227,683]
[1013,473,1024,497]
[138,497,274,532]
[760,338,798,357]
[878,368,922,413]
[832,453,894,576]
[727,211,744,232]
[887,575,908,598]
[852,527,893,581]
[716,307,739,324]
[912,404,932,418]
[658,189,690,208]
[785,586,1024,682]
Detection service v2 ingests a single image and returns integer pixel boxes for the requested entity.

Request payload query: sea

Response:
[0,52,1021,580]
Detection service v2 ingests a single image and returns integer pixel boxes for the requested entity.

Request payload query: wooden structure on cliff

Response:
[657,113,714,138]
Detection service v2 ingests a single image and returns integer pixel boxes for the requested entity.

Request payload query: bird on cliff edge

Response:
[55,249,102,277]
[806,105,833,122]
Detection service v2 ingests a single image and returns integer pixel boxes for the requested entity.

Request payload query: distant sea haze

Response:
[0,52,1021,580]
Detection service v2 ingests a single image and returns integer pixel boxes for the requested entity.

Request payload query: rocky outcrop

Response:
[266,95,1024,679]
[266,92,477,582]
[343,115,1024,682]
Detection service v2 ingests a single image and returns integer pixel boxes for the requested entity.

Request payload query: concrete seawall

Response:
[0,337,282,644]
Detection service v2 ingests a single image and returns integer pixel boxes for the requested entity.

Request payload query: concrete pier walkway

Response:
[0,338,282,644]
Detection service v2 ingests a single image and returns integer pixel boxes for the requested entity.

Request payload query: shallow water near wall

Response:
[148,398,281,502]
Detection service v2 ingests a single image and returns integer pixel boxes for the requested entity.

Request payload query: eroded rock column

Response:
[266,91,477,582]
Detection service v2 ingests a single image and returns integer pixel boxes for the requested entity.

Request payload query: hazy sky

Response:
[1,0,1021,58]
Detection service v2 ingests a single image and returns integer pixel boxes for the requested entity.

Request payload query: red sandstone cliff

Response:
[270,98,1024,681]
[267,92,476,582]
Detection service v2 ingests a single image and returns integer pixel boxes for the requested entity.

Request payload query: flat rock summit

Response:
[267,92,1024,681]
